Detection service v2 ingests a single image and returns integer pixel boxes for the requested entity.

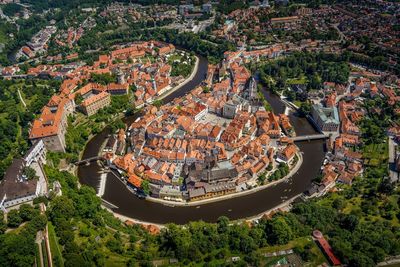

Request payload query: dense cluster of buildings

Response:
[100,2,178,25]
[210,3,342,54]
[28,41,179,152]
[334,1,400,65]
[306,73,400,196]
[54,17,96,48]
[17,26,57,59]
[109,50,298,202]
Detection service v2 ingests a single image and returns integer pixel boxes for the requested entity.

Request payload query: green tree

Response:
[18,204,36,221]
[49,196,75,221]
[141,180,150,195]
[7,210,22,228]
[265,217,293,245]
[75,93,84,105]
[152,99,163,108]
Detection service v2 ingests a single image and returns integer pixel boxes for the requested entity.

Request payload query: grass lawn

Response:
[363,142,388,166]
[167,53,182,64]
[48,222,64,266]
[287,76,308,85]
[259,237,311,254]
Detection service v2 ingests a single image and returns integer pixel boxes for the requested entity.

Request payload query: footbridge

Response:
[290,134,328,142]
[75,156,103,165]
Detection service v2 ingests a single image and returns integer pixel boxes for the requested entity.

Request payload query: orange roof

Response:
[176,116,194,132]
[107,83,129,91]
[29,98,69,139]
[98,54,110,63]
[145,170,171,184]
[282,144,297,160]
[271,16,299,23]
[22,46,34,57]
[128,174,142,188]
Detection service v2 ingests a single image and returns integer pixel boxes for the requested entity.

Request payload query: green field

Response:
[286,76,308,85]
[362,142,388,166]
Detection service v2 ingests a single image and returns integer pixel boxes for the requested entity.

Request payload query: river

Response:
[77,56,325,224]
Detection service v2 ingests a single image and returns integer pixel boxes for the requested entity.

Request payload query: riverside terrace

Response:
[107,53,301,203]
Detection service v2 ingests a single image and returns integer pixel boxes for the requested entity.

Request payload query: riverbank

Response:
[145,152,303,207]
[101,205,166,229]
[157,55,200,101]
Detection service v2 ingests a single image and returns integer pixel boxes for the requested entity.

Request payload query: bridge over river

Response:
[291,134,328,142]
[75,156,103,165]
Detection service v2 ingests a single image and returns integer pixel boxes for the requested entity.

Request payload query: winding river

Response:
[77,56,325,224]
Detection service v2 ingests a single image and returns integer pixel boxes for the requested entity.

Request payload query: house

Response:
[107,83,129,95]
[277,144,297,163]
[159,185,183,202]
[104,135,118,153]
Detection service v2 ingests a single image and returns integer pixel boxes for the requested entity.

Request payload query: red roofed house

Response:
[277,144,298,163]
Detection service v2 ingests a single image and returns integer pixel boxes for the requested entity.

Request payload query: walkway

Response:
[17,89,27,108]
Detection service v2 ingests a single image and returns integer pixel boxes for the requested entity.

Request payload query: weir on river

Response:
[77,56,325,224]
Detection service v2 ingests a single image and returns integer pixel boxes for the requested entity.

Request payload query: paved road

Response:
[388,137,399,182]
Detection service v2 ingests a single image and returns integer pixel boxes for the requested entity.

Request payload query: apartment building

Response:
[311,104,340,132]
[81,91,111,116]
